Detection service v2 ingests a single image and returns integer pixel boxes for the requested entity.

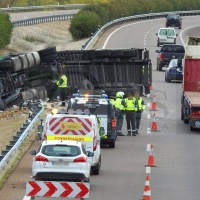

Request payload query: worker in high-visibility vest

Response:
[114,91,125,136]
[97,117,106,138]
[134,90,146,134]
[56,72,68,106]
[122,91,137,136]
[142,66,150,96]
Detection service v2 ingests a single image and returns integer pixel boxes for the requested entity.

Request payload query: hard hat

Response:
[116,91,124,98]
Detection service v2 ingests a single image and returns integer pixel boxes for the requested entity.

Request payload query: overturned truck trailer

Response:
[57,48,152,97]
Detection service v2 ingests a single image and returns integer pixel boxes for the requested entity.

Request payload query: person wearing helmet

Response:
[134,90,146,134]
[114,91,125,136]
[122,91,137,136]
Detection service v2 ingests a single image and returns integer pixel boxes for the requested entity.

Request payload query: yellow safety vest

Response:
[135,97,146,111]
[125,98,136,111]
[56,75,68,88]
[142,66,149,74]
[114,98,125,110]
[110,99,115,105]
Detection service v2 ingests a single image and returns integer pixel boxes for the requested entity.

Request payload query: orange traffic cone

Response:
[151,95,157,111]
[142,176,152,200]
[151,113,158,131]
[145,145,157,167]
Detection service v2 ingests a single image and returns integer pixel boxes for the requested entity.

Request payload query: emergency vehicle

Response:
[67,89,117,148]
[39,108,101,175]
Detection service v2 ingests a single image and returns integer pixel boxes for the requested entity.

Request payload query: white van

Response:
[40,108,101,175]
[156,28,178,46]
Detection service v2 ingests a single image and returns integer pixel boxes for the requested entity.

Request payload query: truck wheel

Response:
[157,41,160,47]
[184,116,189,124]
[11,57,23,72]
[92,156,101,175]
[109,141,115,148]
[179,26,181,29]
[26,53,35,68]
[0,60,13,69]
[19,55,29,69]
[31,52,41,65]
[38,46,57,57]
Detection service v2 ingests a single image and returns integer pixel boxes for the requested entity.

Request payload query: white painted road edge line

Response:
[146,144,151,151]
[23,195,31,200]
[102,18,162,49]
[146,167,151,174]
[180,25,200,47]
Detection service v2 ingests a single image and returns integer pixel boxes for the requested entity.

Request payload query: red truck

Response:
[181,36,200,131]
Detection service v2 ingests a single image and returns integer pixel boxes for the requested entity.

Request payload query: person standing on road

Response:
[122,91,136,136]
[56,72,68,106]
[114,91,125,136]
[134,90,146,134]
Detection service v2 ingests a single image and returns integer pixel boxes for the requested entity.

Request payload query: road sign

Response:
[26,181,90,198]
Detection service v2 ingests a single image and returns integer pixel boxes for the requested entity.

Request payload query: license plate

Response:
[171,24,175,27]
[195,121,200,127]
[52,161,68,166]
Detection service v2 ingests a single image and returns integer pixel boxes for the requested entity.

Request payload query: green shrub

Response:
[23,36,36,43]
[0,12,13,50]
[69,10,101,40]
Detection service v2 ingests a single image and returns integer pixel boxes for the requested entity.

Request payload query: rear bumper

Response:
[166,22,181,27]
[34,172,89,182]
[167,74,183,80]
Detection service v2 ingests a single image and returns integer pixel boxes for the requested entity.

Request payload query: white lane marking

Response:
[146,167,151,174]
[180,25,200,47]
[147,144,151,151]
[102,18,162,48]
[23,195,31,200]
[147,113,151,119]
[147,128,151,134]
[147,102,151,107]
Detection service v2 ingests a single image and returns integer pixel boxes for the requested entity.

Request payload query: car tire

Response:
[158,64,162,71]
[109,141,115,148]
[41,53,58,63]
[26,53,35,68]
[183,115,189,124]
[157,40,160,47]
[92,156,101,175]
[78,79,94,89]
[19,55,29,69]
[189,120,195,131]
[181,111,184,120]
[165,75,167,82]
[179,26,181,29]
[0,60,13,69]
[38,46,57,57]
[166,77,171,83]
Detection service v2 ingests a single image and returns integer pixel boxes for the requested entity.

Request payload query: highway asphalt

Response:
[0,16,200,200]
[9,10,79,22]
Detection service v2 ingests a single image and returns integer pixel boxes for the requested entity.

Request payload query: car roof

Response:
[42,140,81,146]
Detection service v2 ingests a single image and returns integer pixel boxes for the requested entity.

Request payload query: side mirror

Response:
[155,50,160,53]
[176,34,178,36]
[30,150,37,155]
[156,33,158,36]
[86,151,94,157]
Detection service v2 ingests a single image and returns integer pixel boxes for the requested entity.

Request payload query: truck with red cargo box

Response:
[181,36,200,131]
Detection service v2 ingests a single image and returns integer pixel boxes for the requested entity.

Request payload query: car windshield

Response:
[167,29,175,36]
[72,102,114,118]
[168,15,179,19]
[159,29,167,35]
[169,59,184,68]
[162,46,185,53]
[41,145,81,157]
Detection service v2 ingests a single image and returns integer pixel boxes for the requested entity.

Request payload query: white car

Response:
[30,140,93,182]
[156,28,178,46]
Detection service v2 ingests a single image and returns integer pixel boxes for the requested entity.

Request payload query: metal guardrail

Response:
[82,10,200,50]
[0,4,86,12]
[0,104,44,176]
[13,14,74,27]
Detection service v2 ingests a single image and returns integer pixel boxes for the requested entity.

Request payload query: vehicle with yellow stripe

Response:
[38,108,101,175]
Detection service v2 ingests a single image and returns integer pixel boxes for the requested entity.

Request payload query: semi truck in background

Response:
[181,36,200,131]
[0,47,152,110]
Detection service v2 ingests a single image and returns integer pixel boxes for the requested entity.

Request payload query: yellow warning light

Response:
[51,108,58,115]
